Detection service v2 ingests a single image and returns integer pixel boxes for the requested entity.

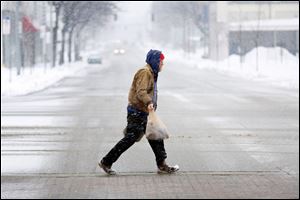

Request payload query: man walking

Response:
[99,49,179,175]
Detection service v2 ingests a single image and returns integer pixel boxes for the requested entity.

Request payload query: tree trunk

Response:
[74,29,82,61]
[68,27,74,63]
[52,6,60,68]
[59,27,67,65]
[74,35,80,61]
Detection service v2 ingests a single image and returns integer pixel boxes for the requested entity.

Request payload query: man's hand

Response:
[148,103,154,112]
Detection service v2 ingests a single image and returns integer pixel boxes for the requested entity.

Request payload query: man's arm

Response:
[136,70,153,108]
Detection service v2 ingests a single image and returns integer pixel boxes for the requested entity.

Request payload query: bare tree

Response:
[59,1,79,65]
[51,1,65,67]
[58,1,117,65]
[152,2,208,53]
[67,2,117,63]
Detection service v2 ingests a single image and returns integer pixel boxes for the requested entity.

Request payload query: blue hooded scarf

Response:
[145,49,161,82]
[145,49,162,110]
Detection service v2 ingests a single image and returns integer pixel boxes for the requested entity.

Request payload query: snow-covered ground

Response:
[1,61,88,97]
[164,47,299,89]
[1,49,111,97]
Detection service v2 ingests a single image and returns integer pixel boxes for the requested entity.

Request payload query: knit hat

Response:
[160,53,165,61]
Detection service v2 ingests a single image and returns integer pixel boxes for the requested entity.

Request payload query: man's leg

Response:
[148,139,167,166]
[101,132,140,167]
[148,139,179,173]
[100,112,146,168]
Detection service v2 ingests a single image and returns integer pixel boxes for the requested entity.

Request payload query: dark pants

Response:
[101,111,167,167]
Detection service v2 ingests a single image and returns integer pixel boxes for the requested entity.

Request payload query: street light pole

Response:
[42,1,47,73]
[15,1,22,75]
[50,1,54,68]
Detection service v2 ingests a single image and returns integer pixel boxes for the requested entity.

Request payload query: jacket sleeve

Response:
[135,70,152,106]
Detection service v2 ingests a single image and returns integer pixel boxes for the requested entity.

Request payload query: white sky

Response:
[116,1,152,25]
[97,1,152,44]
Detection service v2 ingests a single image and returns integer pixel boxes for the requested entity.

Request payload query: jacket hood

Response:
[145,49,161,81]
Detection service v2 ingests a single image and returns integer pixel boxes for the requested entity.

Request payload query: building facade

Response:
[208,1,299,60]
[1,1,53,70]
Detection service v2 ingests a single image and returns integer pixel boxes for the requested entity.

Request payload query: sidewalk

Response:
[1,171,298,199]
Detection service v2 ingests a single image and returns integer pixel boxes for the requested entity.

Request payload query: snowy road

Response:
[1,46,299,198]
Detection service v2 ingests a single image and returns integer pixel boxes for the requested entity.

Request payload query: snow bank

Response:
[1,61,88,97]
[167,47,299,89]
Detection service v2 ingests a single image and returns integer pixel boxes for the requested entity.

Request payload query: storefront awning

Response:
[22,16,39,33]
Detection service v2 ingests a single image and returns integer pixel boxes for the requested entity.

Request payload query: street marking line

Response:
[166,91,190,102]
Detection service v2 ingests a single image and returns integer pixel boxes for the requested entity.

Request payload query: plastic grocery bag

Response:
[145,110,170,140]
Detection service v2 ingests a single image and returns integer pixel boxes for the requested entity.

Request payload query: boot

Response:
[157,160,179,174]
[98,160,117,175]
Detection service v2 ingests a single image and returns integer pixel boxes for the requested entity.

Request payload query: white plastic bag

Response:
[146,110,169,140]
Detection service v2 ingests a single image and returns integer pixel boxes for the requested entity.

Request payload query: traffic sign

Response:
[3,16,11,35]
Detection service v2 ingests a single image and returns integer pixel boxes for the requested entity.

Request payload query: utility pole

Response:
[42,1,47,73]
[3,15,12,82]
[50,1,54,68]
[32,1,37,73]
[255,2,262,72]
[239,4,243,69]
[15,1,22,75]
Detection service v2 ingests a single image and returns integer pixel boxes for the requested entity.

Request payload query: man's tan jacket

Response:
[128,64,155,113]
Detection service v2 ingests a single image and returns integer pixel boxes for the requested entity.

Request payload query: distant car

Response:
[113,48,126,55]
[87,55,102,64]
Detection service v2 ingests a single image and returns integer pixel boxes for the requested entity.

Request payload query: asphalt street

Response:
[1,47,299,198]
